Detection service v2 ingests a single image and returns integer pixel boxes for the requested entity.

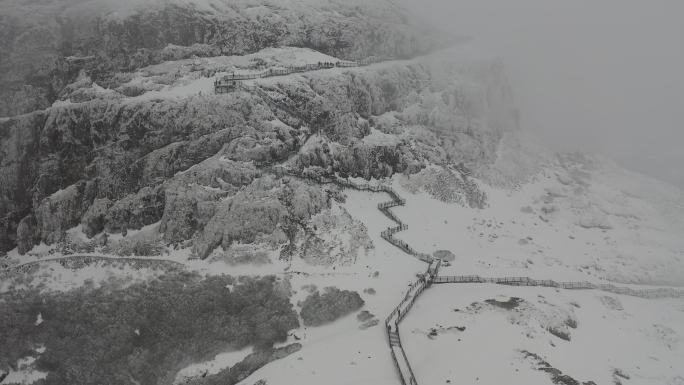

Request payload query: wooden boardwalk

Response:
[214,55,393,93]
[310,172,684,385]
[434,275,684,299]
[384,258,441,385]
[296,173,440,385]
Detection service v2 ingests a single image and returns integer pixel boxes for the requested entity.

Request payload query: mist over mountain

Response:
[400,0,684,189]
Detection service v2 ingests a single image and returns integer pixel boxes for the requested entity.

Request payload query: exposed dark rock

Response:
[159,184,226,244]
[15,214,38,254]
[81,198,112,238]
[520,350,596,385]
[357,310,375,322]
[614,369,630,380]
[547,326,571,341]
[34,180,97,244]
[612,368,630,385]
[104,185,166,234]
[485,297,523,310]
[359,319,379,330]
[433,249,456,262]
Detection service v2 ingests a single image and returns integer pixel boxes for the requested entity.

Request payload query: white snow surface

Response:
[401,284,684,385]
[2,356,48,385]
[395,153,684,286]
[235,136,684,384]
[174,346,253,384]
[235,189,427,385]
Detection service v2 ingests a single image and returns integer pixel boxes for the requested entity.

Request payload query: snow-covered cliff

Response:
[2,2,683,385]
[0,45,517,258]
[0,0,450,116]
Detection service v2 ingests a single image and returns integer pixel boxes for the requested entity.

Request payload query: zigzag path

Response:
[310,173,684,385]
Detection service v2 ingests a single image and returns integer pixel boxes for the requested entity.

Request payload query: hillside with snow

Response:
[0,0,449,116]
[1,1,683,384]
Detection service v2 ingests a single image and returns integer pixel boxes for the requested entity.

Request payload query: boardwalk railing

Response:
[273,165,683,383]
[293,170,437,385]
[434,275,684,299]
[384,258,441,385]
[215,55,394,93]
[267,166,439,385]
[276,168,433,264]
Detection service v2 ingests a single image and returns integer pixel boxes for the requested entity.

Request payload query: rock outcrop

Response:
[0,0,450,117]
[34,180,97,244]
[81,198,112,238]
[0,42,518,256]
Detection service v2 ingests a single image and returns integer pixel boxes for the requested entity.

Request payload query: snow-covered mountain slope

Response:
[0,45,514,258]
[0,42,521,384]
[7,125,681,385]
[0,0,450,116]
[396,139,684,286]
[229,134,684,385]
[1,6,683,383]
[402,285,684,385]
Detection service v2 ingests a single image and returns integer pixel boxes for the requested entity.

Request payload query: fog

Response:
[401,0,684,188]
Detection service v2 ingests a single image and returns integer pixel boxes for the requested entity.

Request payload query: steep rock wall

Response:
[0,51,518,255]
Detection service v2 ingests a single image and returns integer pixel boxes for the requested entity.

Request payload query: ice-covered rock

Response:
[1,46,519,255]
[81,198,112,238]
[0,0,450,116]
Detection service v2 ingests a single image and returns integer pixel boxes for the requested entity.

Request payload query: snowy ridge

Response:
[215,54,393,83]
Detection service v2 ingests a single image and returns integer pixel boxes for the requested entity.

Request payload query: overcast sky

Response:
[401,0,684,188]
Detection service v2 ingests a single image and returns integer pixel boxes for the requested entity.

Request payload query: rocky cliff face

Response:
[0,1,517,259]
[0,0,449,117]
[0,49,518,256]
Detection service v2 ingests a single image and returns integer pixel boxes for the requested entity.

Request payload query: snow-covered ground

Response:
[393,156,684,286]
[234,137,684,384]
[5,147,683,384]
[401,284,684,385]
[231,188,428,385]
[1,356,48,385]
